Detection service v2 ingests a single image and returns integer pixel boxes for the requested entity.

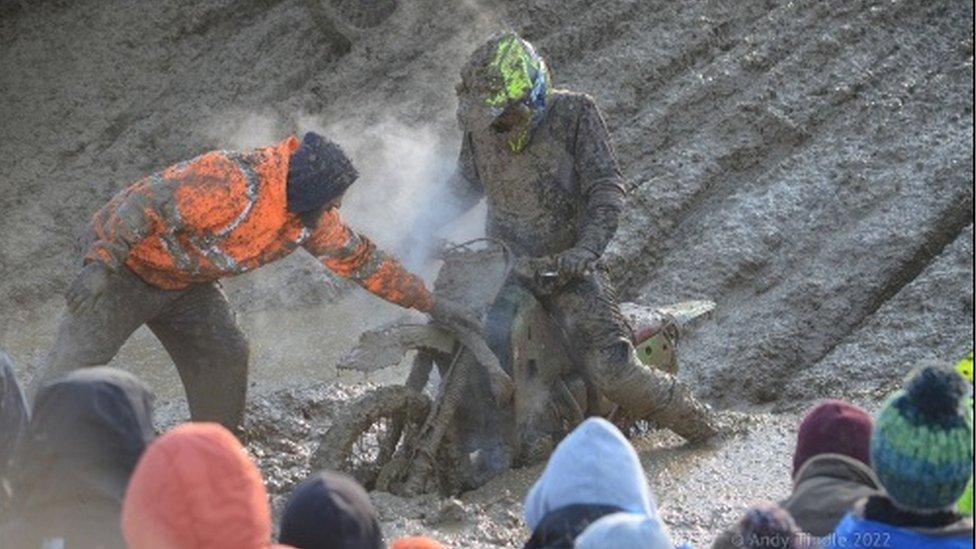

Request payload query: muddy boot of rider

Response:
[545,268,719,442]
[588,342,717,442]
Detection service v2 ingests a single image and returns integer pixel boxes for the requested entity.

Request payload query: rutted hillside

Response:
[0,1,972,546]
[1,0,970,403]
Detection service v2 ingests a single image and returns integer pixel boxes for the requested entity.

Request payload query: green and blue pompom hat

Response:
[871,365,974,510]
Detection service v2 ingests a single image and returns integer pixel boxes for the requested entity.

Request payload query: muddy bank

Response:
[1,0,971,407]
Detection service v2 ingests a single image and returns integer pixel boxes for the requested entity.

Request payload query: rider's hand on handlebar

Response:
[555,247,598,278]
[429,297,483,334]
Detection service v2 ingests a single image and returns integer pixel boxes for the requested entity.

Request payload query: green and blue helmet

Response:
[457,32,551,152]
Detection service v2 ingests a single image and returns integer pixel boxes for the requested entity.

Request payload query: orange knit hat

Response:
[122,422,271,549]
[390,536,448,549]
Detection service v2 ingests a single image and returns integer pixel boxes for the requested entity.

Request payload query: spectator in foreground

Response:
[122,422,272,549]
[1,367,154,548]
[575,511,688,549]
[829,365,973,548]
[0,350,29,509]
[279,470,384,549]
[713,399,881,548]
[389,536,447,549]
[783,399,882,535]
[522,417,684,548]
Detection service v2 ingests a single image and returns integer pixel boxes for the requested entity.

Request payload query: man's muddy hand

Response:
[66,261,111,315]
[429,297,483,334]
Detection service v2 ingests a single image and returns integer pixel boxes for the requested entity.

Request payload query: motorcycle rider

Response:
[422,32,717,441]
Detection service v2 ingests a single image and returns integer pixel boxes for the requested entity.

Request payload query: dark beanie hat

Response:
[286,132,358,214]
[279,471,384,549]
[737,501,813,549]
[792,400,872,477]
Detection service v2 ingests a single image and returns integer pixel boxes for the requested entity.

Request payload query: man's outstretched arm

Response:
[304,208,434,311]
[304,209,482,333]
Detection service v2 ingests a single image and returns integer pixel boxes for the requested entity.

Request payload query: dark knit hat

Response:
[871,365,974,510]
[792,400,873,477]
[737,502,813,549]
[279,470,383,549]
[286,132,358,214]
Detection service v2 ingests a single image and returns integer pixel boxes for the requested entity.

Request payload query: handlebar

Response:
[512,255,592,296]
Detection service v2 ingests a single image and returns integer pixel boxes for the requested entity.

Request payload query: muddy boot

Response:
[589,343,717,442]
[645,376,718,442]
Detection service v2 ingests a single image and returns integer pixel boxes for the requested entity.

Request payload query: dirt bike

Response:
[310,240,713,496]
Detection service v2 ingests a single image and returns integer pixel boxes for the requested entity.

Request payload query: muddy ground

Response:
[0,0,972,547]
[163,378,805,547]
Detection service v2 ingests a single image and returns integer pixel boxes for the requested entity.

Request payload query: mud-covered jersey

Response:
[451,90,626,257]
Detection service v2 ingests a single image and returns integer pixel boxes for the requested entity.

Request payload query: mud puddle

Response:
[370,408,805,547]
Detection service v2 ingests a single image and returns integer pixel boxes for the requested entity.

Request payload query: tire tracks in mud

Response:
[621,0,972,401]
[572,0,973,405]
[610,0,932,292]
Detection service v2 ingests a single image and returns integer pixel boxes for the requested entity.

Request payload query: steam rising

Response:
[298,114,485,271]
[200,109,488,384]
[206,110,485,275]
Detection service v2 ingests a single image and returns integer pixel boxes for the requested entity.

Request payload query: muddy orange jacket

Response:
[86,136,433,311]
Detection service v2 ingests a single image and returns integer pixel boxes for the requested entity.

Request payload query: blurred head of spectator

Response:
[389,536,446,549]
[792,399,872,477]
[576,511,680,549]
[830,364,973,547]
[279,470,384,549]
[7,366,154,548]
[122,422,271,549]
[522,417,681,548]
[736,501,814,549]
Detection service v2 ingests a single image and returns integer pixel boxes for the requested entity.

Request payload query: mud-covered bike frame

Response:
[311,239,711,495]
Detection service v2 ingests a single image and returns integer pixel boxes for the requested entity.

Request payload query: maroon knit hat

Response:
[792,399,872,477]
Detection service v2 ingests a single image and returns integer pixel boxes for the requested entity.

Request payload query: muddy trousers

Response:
[35,267,249,432]
[543,268,717,442]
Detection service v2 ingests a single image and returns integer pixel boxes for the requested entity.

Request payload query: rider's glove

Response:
[555,247,598,278]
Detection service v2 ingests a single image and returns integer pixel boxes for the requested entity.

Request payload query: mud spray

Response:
[207,110,485,268]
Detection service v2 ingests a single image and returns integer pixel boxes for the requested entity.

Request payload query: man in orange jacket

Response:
[37,132,479,433]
